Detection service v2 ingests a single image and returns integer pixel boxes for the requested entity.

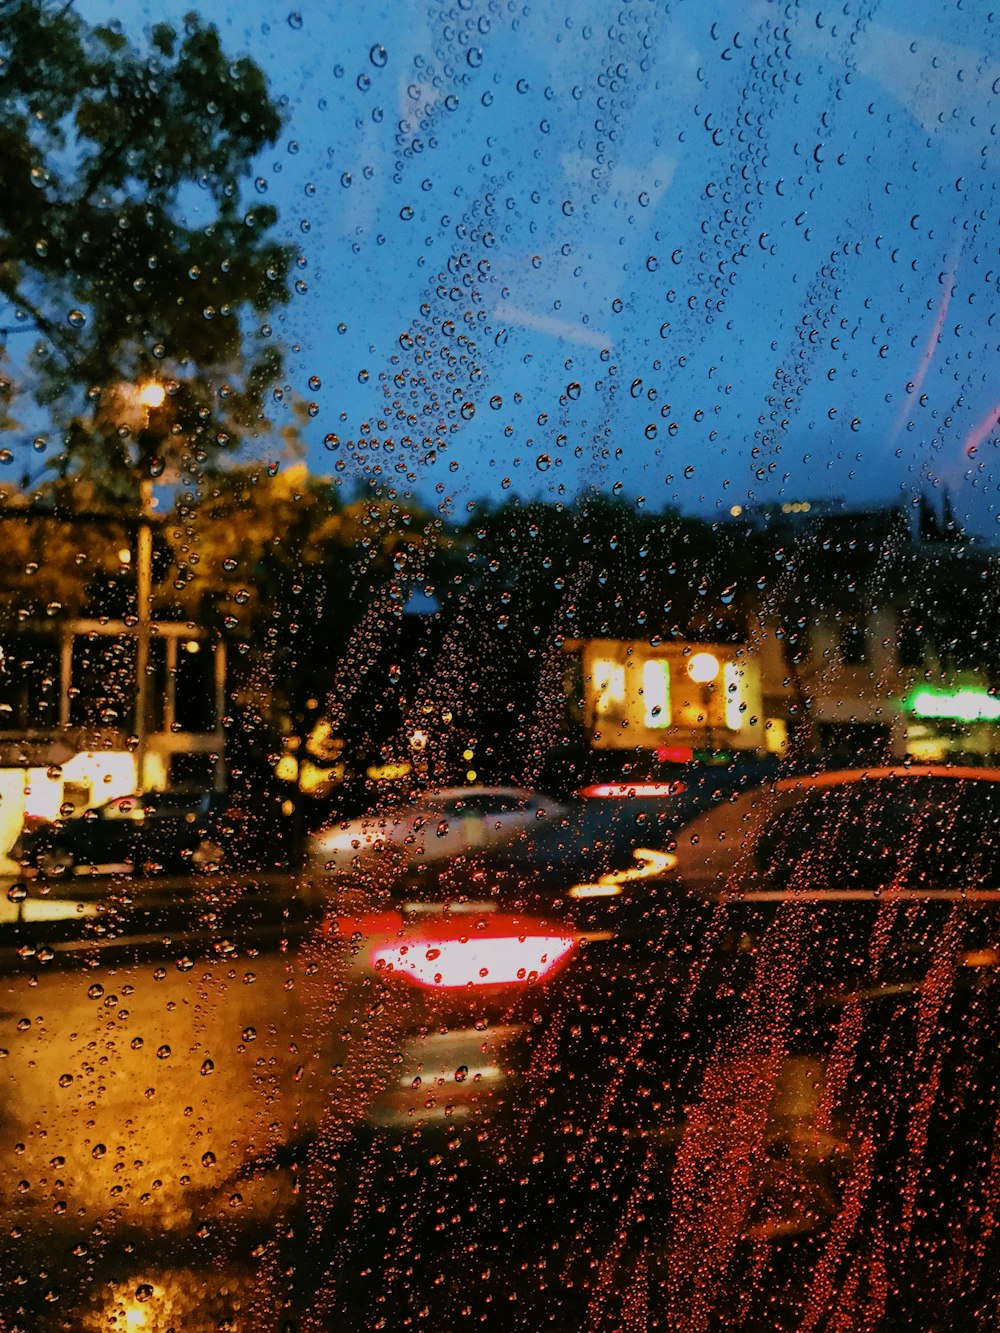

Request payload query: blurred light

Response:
[569,883,623,899]
[724,661,746,730]
[275,754,299,782]
[578,781,685,799]
[655,744,694,763]
[372,919,578,988]
[642,659,670,728]
[118,547,132,564]
[593,658,625,712]
[138,382,165,409]
[729,504,743,516]
[466,769,477,782]
[462,748,474,761]
[905,686,1000,722]
[366,762,411,781]
[183,639,200,653]
[687,651,720,684]
[410,729,429,750]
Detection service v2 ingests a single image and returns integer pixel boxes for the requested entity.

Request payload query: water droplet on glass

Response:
[370,43,388,67]
[67,309,86,328]
[536,454,551,472]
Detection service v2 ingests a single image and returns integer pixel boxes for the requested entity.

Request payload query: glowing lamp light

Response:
[687,652,721,684]
[371,916,577,989]
[905,687,1000,723]
[138,381,165,409]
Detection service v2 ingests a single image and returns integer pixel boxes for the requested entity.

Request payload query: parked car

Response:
[20,790,227,876]
[303,765,1000,1327]
[304,785,567,881]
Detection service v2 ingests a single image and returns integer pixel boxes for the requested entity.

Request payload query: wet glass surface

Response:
[2,1,1000,1328]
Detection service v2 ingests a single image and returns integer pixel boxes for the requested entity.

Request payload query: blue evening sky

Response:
[84,1,1000,532]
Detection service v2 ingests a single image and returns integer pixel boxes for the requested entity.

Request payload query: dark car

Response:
[20,790,226,876]
[294,765,1000,1328]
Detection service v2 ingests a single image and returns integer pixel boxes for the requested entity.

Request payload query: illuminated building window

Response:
[723,662,743,731]
[593,658,625,715]
[642,659,670,728]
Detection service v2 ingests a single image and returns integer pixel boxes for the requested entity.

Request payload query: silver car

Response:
[305,786,565,880]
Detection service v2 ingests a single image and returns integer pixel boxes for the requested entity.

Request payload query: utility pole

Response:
[132,381,166,794]
[135,474,153,793]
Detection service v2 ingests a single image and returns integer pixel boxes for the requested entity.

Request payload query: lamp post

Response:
[130,381,165,793]
[688,651,721,753]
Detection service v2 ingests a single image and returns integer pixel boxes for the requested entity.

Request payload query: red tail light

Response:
[369,914,578,989]
[577,780,686,799]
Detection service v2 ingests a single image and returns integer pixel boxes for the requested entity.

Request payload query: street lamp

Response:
[108,380,167,792]
[688,651,721,752]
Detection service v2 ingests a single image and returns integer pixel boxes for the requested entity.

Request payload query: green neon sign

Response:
[905,687,1000,722]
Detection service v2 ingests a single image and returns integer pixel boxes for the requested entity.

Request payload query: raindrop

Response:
[340,172,352,188]
[489,395,503,409]
[308,375,321,391]
[200,1059,215,1076]
[370,43,388,67]
[202,1151,217,1168]
[91,1143,106,1159]
[287,11,303,29]
[156,1045,171,1060]
[536,454,552,471]
[721,585,736,605]
[460,401,475,420]
[467,47,483,67]
[7,884,26,904]
[566,382,581,400]
[67,309,86,328]
[134,1284,154,1303]
[0,449,12,466]
[399,205,414,221]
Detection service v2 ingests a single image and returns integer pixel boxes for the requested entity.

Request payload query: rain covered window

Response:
[1,0,1000,1328]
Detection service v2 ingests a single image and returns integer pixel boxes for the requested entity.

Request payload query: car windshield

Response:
[2,1,1000,1328]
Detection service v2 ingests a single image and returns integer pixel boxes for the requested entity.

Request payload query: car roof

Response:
[775,765,1000,791]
